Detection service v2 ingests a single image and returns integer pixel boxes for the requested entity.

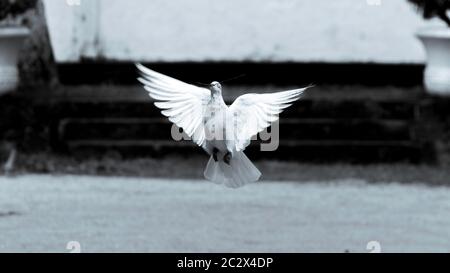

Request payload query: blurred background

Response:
[1,0,450,253]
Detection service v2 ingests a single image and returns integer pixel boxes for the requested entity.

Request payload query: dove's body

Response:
[203,93,230,154]
[203,93,236,156]
[136,64,309,188]
[201,93,262,187]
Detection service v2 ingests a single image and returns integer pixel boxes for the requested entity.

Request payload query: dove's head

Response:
[209,81,222,95]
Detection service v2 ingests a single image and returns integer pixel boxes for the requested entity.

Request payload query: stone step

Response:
[6,84,434,162]
[58,117,412,142]
[64,139,425,163]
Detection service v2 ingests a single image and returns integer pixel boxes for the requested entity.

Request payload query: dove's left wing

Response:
[228,87,309,151]
[136,64,211,146]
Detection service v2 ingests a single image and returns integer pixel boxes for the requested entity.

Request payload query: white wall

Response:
[44,0,444,63]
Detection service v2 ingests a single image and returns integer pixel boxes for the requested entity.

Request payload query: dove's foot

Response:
[223,152,232,165]
[212,148,219,162]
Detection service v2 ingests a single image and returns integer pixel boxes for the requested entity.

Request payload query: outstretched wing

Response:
[228,87,309,151]
[136,64,211,146]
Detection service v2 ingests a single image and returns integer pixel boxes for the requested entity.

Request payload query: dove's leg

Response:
[223,152,232,165]
[213,147,219,162]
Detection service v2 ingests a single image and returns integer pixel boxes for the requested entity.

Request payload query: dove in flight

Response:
[136,64,309,188]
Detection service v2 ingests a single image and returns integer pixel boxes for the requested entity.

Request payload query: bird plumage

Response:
[136,63,310,188]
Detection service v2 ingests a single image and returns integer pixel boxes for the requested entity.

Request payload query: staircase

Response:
[16,84,434,163]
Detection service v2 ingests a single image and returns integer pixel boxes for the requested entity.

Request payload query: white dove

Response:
[136,64,309,188]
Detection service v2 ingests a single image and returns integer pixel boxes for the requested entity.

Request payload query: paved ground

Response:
[1,175,450,253]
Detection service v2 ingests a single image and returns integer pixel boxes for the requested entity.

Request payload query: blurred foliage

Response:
[408,0,450,27]
[0,94,52,156]
[0,0,59,87]
[0,0,38,23]
[18,0,59,87]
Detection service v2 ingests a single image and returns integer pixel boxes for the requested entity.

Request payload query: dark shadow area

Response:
[57,62,425,87]
[2,84,448,165]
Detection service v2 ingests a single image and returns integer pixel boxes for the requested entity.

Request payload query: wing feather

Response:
[228,87,310,151]
[136,64,211,146]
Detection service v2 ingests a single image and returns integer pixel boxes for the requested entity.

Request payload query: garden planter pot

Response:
[417,27,450,96]
[0,27,29,95]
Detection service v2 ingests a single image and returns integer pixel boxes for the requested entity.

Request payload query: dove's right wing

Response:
[136,64,211,146]
[228,87,309,151]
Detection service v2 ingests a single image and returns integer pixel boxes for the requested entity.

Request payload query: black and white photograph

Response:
[1,0,450,257]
